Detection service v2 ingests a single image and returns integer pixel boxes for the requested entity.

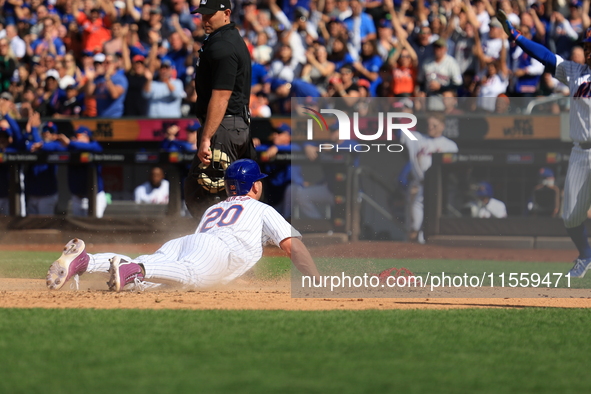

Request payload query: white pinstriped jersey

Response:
[402,131,459,182]
[555,57,591,143]
[554,57,591,228]
[196,196,300,275]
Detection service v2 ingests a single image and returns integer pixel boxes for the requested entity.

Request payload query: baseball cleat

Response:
[46,238,90,290]
[568,257,591,278]
[108,257,145,292]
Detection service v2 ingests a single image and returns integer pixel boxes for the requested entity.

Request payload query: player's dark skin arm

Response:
[280,237,321,278]
[198,89,232,165]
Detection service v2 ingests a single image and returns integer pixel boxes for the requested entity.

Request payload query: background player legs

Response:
[406,182,424,241]
[0,198,8,215]
[281,184,292,218]
[27,194,58,215]
[293,184,333,219]
[562,147,591,259]
[71,191,107,218]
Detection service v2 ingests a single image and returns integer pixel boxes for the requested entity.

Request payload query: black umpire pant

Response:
[184,116,256,220]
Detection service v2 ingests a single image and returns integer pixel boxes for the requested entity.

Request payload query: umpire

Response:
[185,0,256,219]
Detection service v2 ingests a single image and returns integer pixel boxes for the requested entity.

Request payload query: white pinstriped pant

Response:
[87,233,232,288]
[563,146,591,228]
[406,181,424,233]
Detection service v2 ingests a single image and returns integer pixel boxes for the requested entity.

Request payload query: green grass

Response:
[0,251,59,279]
[0,308,590,394]
[0,251,293,281]
[1,252,591,392]
[1,251,588,288]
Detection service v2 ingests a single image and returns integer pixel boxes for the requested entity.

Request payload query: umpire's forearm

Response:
[201,89,232,143]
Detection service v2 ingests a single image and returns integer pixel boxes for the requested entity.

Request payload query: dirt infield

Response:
[1,241,589,310]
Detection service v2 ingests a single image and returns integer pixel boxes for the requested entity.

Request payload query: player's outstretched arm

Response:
[280,237,321,278]
[497,10,558,73]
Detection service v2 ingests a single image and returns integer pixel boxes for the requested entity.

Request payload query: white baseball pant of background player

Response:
[401,121,458,242]
[71,191,108,218]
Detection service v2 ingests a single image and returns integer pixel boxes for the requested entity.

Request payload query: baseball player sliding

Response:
[497,10,591,278]
[46,160,320,291]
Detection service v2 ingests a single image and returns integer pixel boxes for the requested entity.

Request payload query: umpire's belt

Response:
[577,142,591,149]
[197,114,238,124]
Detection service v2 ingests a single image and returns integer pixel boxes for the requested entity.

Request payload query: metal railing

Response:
[523,96,570,115]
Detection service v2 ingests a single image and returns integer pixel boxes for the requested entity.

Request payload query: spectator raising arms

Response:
[301,45,335,96]
[143,58,185,118]
[122,40,149,116]
[85,53,128,117]
[0,0,586,116]
[74,0,116,54]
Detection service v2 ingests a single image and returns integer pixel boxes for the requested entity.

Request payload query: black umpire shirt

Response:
[194,22,251,119]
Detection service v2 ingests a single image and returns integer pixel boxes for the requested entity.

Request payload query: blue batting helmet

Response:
[476,182,493,198]
[224,159,268,196]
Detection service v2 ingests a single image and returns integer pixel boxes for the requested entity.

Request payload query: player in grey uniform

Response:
[46,159,320,291]
[498,11,591,277]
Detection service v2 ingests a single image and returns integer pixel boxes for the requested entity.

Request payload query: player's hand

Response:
[496,10,519,41]
[305,144,318,161]
[30,141,43,152]
[198,139,212,165]
[57,134,70,146]
[514,69,526,78]
[266,145,279,159]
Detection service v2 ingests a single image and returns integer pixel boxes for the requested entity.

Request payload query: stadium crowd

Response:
[0,0,584,223]
[0,0,585,119]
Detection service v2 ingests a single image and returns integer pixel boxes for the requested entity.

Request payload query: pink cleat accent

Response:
[46,239,90,290]
[107,256,145,292]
